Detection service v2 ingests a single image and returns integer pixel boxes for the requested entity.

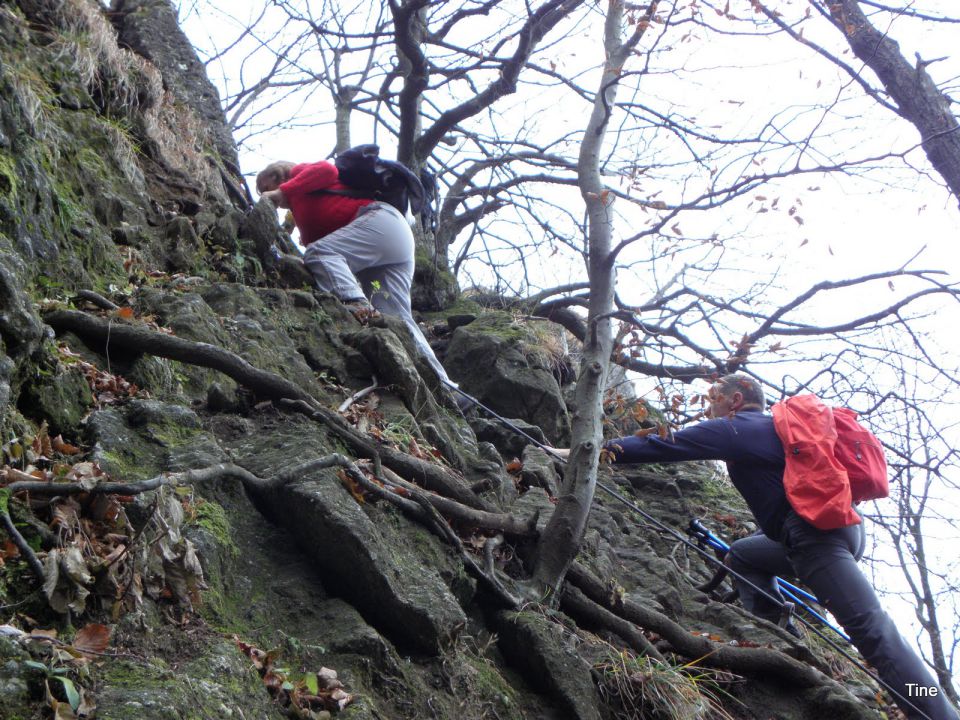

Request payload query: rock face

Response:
[0,2,891,720]
[445,313,571,444]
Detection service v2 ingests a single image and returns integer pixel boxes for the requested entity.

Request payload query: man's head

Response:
[706,373,765,418]
[256,161,296,194]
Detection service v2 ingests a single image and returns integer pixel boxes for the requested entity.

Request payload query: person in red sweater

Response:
[256,160,451,384]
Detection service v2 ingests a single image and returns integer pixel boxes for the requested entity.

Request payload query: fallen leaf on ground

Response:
[73,624,111,655]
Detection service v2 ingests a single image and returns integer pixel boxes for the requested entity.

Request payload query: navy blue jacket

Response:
[607,410,790,539]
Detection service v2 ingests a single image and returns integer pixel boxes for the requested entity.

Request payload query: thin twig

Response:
[72,290,119,311]
[0,502,46,583]
[338,376,380,413]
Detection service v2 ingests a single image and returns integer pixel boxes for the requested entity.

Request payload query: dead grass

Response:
[594,645,743,720]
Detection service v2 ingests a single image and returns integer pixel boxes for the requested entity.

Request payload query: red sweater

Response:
[279,161,373,245]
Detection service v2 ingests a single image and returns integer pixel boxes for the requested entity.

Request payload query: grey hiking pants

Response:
[302,202,450,383]
[728,513,958,720]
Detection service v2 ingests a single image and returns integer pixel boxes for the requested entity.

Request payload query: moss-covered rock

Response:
[19,361,93,436]
[0,635,35,720]
[95,644,282,720]
[496,610,603,720]
[445,312,570,444]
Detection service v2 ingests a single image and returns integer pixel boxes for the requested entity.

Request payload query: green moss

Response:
[97,448,154,482]
[202,582,264,637]
[192,500,238,558]
[442,637,524,720]
[0,152,18,198]
[100,655,170,684]
[463,312,531,345]
[148,421,201,447]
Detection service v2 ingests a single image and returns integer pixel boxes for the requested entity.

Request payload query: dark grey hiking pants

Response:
[727,513,958,720]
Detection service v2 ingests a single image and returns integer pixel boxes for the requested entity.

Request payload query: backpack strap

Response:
[307,187,377,200]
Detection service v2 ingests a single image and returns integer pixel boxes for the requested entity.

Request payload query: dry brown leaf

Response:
[3,466,44,483]
[51,436,82,456]
[32,421,54,459]
[1,538,20,561]
[73,624,111,655]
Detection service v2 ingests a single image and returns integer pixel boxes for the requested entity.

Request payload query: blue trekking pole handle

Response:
[778,585,851,641]
[688,519,850,641]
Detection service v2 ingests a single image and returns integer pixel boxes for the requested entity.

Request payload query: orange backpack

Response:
[771,395,889,530]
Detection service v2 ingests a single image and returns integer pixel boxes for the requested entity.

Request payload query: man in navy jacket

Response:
[587,373,957,720]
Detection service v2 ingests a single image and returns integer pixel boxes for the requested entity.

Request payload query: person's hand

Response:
[261,189,288,208]
[550,448,571,459]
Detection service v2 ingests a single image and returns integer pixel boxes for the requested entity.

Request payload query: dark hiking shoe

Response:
[454,391,474,413]
[783,621,802,638]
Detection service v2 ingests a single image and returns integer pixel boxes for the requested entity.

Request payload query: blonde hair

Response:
[256,161,296,193]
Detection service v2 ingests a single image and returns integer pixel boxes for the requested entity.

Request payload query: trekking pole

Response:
[438,379,932,720]
[687,519,851,642]
[690,520,821,606]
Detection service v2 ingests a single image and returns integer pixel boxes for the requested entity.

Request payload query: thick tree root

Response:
[369,463,536,537]
[2,456,372,586]
[566,562,852,693]
[559,584,665,662]
[42,308,492,511]
[279,399,492,511]
[402,485,522,609]
[44,309,322,408]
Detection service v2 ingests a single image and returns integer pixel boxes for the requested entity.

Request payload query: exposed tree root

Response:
[42,308,492,511]
[0,502,46,582]
[45,309,322,408]
[368,463,537,537]
[338,376,380,413]
[72,290,119,311]
[279,399,492,511]
[566,562,849,693]
[351,465,523,608]
[401,484,522,610]
[2,457,372,586]
[559,584,665,662]
[484,535,504,577]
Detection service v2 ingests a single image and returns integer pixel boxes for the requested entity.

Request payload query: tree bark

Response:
[823,0,960,207]
[531,0,657,596]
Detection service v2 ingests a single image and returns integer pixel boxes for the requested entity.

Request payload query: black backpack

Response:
[311,144,430,222]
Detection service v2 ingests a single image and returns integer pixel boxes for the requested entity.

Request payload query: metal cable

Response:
[443,379,934,720]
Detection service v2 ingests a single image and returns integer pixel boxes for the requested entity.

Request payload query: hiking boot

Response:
[455,393,474,413]
[783,621,802,639]
[343,297,381,324]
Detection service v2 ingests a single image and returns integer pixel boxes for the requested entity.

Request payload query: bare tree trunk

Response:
[907,513,959,705]
[532,0,658,597]
[333,85,357,154]
[391,0,428,169]
[822,0,960,207]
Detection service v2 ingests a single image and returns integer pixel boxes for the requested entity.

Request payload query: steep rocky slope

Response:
[0,2,894,719]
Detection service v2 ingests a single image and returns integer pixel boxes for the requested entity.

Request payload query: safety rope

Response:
[443,380,935,720]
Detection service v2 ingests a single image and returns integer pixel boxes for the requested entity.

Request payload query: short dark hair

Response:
[714,373,765,408]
